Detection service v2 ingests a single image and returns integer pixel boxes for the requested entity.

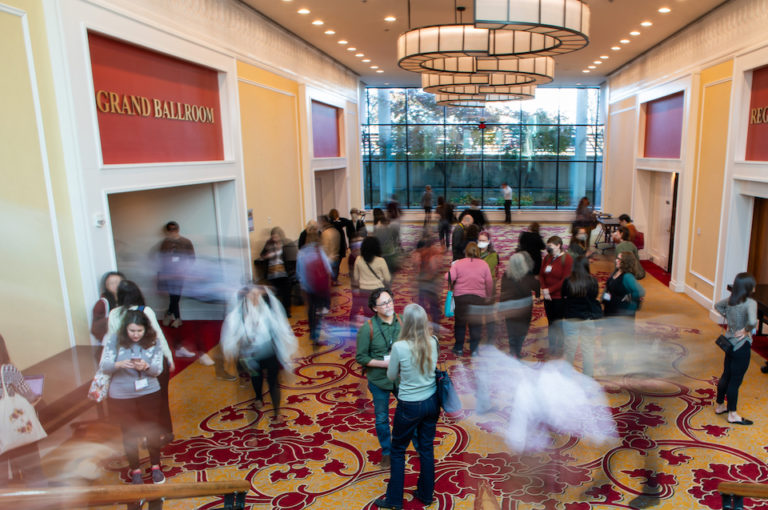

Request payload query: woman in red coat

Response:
[539,236,573,358]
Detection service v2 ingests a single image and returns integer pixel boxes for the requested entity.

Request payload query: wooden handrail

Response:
[719,482,768,499]
[0,480,250,506]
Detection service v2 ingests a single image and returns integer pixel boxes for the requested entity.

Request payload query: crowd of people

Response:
[1,194,761,504]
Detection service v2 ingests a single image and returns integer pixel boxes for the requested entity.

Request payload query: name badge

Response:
[135,378,149,391]
[544,265,552,273]
[384,355,390,362]
[171,256,180,263]
[603,292,611,301]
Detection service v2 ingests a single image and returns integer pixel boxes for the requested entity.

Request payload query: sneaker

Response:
[198,353,215,366]
[216,371,238,382]
[162,314,173,327]
[171,318,183,328]
[151,467,165,484]
[451,347,463,357]
[318,307,329,315]
[130,470,143,485]
[175,346,196,358]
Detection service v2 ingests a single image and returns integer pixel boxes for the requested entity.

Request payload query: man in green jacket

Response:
[355,287,401,468]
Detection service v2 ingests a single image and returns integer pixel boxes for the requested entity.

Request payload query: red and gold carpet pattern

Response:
[87,224,768,509]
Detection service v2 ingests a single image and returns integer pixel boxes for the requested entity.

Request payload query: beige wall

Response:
[0,0,86,369]
[237,62,304,260]
[685,60,733,298]
[604,96,637,215]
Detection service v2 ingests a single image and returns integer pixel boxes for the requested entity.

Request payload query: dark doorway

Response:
[748,198,768,284]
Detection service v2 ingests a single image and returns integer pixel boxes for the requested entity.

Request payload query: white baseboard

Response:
[685,283,713,310]
[669,278,685,292]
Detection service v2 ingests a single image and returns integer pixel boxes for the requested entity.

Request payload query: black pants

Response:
[453,294,485,353]
[109,392,164,469]
[167,293,181,318]
[251,354,281,416]
[505,308,532,358]
[716,342,751,411]
[504,200,512,223]
[157,357,174,440]
[268,276,292,317]
[543,298,566,355]
[423,207,432,226]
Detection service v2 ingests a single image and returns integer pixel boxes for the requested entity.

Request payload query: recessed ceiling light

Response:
[347,47,357,51]
[362,58,371,62]
[312,20,324,25]
[582,70,590,73]
[282,0,292,2]
[370,65,379,69]
[641,21,652,27]
[355,53,364,57]
[324,29,335,35]
[588,65,596,69]
[593,60,602,65]
[338,39,348,44]
[630,30,640,36]
[376,69,384,73]
[384,16,396,22]
[611,46,621,50]
[620,39,630,44]
[658,7,671,13]
[297,8,310,14]
[600,55,609,59]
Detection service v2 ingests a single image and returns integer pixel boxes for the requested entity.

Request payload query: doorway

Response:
[748,198,768,284]
[635,169,679,271]
[314,168,348,218]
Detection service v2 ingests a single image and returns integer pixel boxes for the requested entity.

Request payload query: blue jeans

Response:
[368,381,394,455]
[385,392,439,506]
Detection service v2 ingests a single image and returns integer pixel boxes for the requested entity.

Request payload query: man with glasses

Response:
[355,288,401,469]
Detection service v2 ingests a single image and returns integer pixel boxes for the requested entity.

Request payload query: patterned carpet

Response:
[62,223,768,509]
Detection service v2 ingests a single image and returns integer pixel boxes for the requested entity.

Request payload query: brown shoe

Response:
[380,454,391,468]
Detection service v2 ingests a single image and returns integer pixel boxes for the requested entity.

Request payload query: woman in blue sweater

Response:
[374,304,439,509]
[100,310,166,484]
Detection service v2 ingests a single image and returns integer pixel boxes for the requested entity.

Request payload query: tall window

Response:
[362,87,603,209]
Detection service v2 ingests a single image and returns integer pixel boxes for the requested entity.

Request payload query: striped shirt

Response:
[0,364,36,402]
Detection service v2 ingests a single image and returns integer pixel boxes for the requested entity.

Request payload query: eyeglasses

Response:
[376,299,394,307]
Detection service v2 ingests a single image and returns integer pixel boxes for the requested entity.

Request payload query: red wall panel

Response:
[88,32,224,164]
[644,92,684,159]
[312,101,340,158]
[746,65,768,161]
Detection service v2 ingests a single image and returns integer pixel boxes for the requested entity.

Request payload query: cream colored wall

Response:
[237,62,304,260]
[604,97,637,215]
[0,0,87,369]
[686,61,734,299]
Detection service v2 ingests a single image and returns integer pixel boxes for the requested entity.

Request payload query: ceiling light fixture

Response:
[376,69,384,73]
[630,30,640,36]
[658,7,671,14]
[347,47,357,51]
[312,20,324,25]
[435,92,533,107]
[324,29,335,35]
[582,69,590,73]
[641,21,652,27]
[355,53,364,57]
[297,8,309,14]
[417,55,555,85]
[384,16,396,22]
[422,72,535,95]
[611,46,621,50]
[370,65,379,69]
[588,65,596,69]
[593,60,602,64]
[338,40,348,44]
[620,39,630,44]
[362,58,371,62]
[600,55,608,59]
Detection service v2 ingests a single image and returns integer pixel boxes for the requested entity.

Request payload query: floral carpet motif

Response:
[92,223,768,509]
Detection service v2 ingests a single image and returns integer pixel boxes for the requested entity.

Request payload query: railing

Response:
[719,482,768,510]
[0,480,250,510]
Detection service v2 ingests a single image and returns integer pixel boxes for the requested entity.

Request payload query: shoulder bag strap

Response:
[364,260,384,286]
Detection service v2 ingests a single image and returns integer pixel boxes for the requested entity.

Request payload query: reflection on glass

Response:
[407,90,444,124]
[408,126,444,160]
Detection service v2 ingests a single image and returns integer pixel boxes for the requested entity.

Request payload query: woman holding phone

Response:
[100,310,166,484]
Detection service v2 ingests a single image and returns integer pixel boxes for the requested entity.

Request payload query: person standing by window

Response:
[501,183,513,224]
[421,185,433,226]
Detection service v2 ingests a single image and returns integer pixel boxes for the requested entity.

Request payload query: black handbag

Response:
[715,334,732,353]
[433,337,461,415]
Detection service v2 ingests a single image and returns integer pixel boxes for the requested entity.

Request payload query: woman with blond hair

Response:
[374,303,439,509]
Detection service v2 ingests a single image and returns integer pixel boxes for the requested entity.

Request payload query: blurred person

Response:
[374,215,401,274]
[447,242,493,357]
[568,225,593,259]
[0,334,46,488]
[421,185,433,226]
[348,208,368,241]
[478,231,500,343]
[714,272,757,425]
[108,280,175,444]
[459,199,487,230]
[373,304,439,509]
[562,256,602,377]
[100,310,166,484]
[220,285,297,419]
[319,215,340,285]
[414,231,443,329]
[91,271,125,356]
[355,288,402,469]
[499,252,540,358]
[258,227,293,318]
[157,221,194,328]
[347,227,364,278]
[296,227,332,344]
[386,194,401,223]
[350,237,391,325]
[574,196,594,230]
[297,219,318,249]
[613,227,645,279]
[602,252,645,319]
[518,222,545,275]
[501,183,513,223]
[435,196,455,250]
[329,208,350,266]
[451,214,473,261]
[372,207,386,228]
[539,236,573,358]
[618,213,638,242]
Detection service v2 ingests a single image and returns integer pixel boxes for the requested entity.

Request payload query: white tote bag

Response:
[0,369,47,455]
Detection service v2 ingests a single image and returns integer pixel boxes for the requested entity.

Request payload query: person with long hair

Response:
[91,271,125,348]
[562,256,602,376]
[100,311,166,484]
[714,273,758,425]
[602,252,645,318]
[373,304,439,509]
[500,252,540,358]
[350,236,391,324]
[518,222,545,275]
[108,281,175,443]
[0,334,46,487]
[447,242,493,357]
[539,236,573,358]
[296,227,332,344]
[220,285,297,419]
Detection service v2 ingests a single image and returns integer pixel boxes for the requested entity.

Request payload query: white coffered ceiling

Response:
[241,0,729,87]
